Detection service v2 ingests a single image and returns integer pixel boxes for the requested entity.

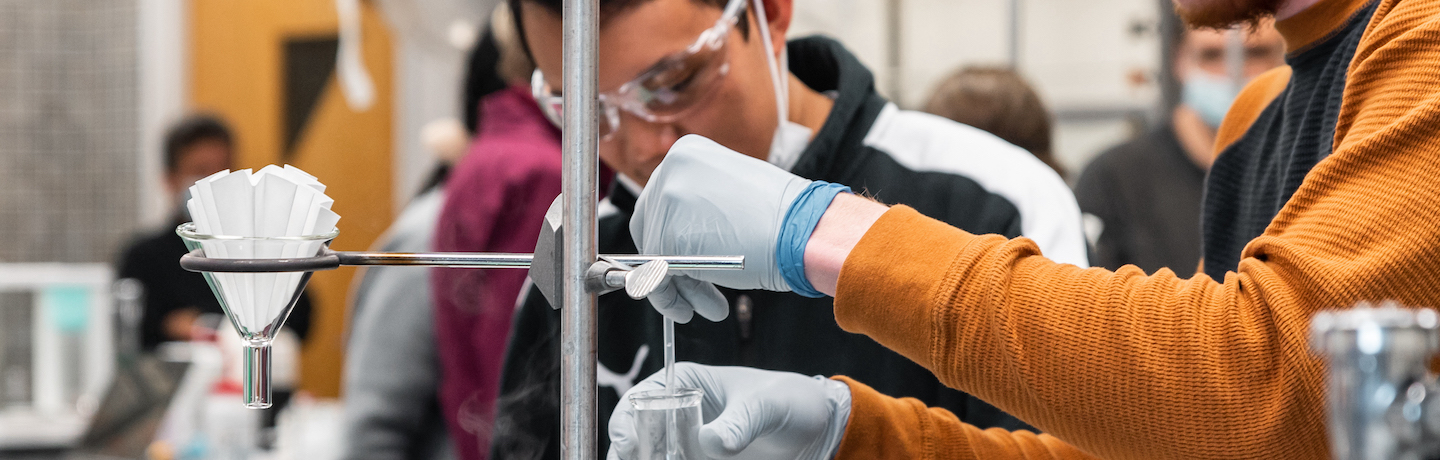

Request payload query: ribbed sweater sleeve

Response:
[832,376,1095,459]
[829,3,1440,457]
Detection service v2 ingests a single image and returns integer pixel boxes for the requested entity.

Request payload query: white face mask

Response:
[750,0,795,164]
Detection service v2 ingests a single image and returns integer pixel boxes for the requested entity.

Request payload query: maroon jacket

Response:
[431,85,562,460]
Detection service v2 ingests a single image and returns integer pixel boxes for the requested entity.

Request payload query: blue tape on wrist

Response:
[776,181,851,298]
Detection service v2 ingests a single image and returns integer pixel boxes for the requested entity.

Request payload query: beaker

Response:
[630,387,705,460]
[176,222,335,408]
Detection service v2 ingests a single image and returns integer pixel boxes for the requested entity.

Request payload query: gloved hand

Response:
[607,363,852,460]
[644,275,727,324]
[632,135,850,322]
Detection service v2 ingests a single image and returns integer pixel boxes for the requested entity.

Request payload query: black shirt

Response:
[1075,123,1207,275]
[1201,2,1377,279]
[489,36,1082,460]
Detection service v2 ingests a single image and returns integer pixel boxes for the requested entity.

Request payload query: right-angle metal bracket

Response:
[531,196,566,308]
[532,194,680,307]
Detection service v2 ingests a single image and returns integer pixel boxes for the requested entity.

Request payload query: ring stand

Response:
[176,206,742,412]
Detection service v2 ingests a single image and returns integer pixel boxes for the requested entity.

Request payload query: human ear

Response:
[757,0,792,53]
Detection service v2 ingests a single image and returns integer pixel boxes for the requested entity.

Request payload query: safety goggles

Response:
[531,0,747,140]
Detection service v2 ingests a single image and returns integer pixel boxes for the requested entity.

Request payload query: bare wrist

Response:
[802,194,888,296]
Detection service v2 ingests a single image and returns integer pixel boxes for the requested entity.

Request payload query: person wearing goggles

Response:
[530,0,746,144]
[489,0,1090,458]
[522,0,820,185]
[603,0,1440,458]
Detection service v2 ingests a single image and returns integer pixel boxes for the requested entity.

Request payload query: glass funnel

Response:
[176,222,337,408]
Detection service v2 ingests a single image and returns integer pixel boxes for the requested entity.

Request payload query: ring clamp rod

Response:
[179,248,744,273]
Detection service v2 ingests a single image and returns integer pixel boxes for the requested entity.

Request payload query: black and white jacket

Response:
[488,36,1087,459]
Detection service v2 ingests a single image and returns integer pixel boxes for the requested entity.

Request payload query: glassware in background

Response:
[112,278,145,359]
[0,291,35,410]
[0,263,115,449]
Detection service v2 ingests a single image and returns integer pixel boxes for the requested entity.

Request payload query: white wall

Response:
[368,0,1168,194]
[791,0,1165,178]
[378,0,495,209]
[137,0,190,229]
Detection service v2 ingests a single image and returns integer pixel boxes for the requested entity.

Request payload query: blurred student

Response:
[117,115,313,351]
[427,4,592,459]
[340,116,467,460]
[341,5,551,459]
[1074,20,1284,274]
[924,66,1064,177]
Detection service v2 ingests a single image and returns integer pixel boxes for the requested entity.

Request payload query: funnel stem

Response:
[243,342,273,409]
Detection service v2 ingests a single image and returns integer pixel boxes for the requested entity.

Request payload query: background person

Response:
[489,0,1089,457]
[427,4,587,459]
[116,114,317,447]
[117,114,314,351]
[609,0,1440,457]
[339,90,473,460]
[923,65,1065,177]
[1074,19,1284,274]
[341,14,530,460]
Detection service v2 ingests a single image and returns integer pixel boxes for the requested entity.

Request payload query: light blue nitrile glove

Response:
[631,135,849,322]
[607,363,851,460]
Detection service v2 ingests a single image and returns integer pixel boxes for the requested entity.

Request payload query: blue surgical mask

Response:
[1182,70,1240,128]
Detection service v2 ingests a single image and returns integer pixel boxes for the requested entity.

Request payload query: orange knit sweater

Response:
[826,0,1440,458]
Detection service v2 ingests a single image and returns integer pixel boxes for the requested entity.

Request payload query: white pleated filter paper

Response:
[186,165,340,336]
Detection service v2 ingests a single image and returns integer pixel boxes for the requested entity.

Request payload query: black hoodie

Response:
[489,36,1087,459]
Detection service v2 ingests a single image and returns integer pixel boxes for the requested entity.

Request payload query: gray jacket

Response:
[341,189,454,460]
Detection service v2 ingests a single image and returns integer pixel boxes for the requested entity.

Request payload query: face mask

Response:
[1182,70,1240,128]
[751,0,794,165]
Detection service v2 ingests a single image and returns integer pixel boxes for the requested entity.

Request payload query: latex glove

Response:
[607,362,851,460]
[631,135,850,322]
[644,274,727,324]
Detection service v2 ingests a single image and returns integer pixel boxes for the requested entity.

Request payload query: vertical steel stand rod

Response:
[560,0,600,456]
[1225,28,1245,90]
[1007,0,1021,67]
[885,0,903,103]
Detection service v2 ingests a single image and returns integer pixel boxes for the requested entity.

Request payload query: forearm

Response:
[833,377,1094,460]
[792,194,1099,459]
[828,206,1336,459]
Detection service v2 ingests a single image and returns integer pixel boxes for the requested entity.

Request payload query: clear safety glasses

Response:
[531,0,746,141]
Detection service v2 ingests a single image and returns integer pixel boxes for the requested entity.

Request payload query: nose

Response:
[613,114,684,179]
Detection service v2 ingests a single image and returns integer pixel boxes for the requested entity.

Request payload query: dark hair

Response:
[923,66,1065,178]
[163,115,233,172]
[507,0,749,65]
[516,0,738,21]
[464,28,508,135]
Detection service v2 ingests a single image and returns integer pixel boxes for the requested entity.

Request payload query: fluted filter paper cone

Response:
[186,165,340,337]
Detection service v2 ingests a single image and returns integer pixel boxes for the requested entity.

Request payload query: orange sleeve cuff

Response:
[832,376,1096,460]
[831,375,938,459]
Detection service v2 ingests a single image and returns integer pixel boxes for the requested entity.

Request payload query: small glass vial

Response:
[629,387,705,460]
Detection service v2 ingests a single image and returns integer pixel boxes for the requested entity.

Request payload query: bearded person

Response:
[598,0,1440,458]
